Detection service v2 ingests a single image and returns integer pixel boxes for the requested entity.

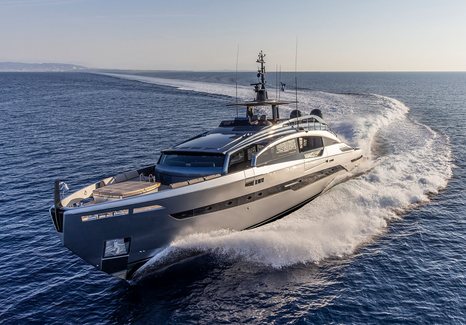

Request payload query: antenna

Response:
[295,37,299,128]
[295,37,298,110]
[275,64,278,99]
[235,44,239,117]
[278,65,281,100]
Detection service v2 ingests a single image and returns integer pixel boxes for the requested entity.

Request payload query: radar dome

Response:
[310,109,323,119]
[290,110,302,119]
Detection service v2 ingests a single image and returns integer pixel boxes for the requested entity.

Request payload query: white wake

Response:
[103,73,452,276]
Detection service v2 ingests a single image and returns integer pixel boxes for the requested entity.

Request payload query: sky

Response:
[0,0,465,71]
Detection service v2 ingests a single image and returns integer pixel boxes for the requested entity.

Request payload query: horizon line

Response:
[1,62,466,74]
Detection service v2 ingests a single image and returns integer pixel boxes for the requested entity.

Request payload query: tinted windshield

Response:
[159,153,225,168]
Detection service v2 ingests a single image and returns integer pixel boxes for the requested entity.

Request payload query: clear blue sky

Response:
[1,0,465,71]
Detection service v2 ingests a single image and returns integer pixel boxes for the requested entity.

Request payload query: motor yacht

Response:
[50,51,363,279]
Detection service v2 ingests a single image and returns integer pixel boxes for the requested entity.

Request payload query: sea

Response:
[0,70,464,324]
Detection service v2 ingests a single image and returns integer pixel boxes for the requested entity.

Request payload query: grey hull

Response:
[52,150,361,279]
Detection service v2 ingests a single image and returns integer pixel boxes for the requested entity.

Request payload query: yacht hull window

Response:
[298,136,323,152]
[256,139,300,166]
[228,144,265,173]
[323,137,339,146]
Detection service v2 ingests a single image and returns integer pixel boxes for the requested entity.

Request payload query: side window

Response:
[275,139,298,155]
[229,150,244,165]
[256,143,266,152]
[247,146,257,160]
[298,136,323,152]
[323,137,339,146]
[256,139,299,166]
[298,136,323,158]
[228,145,257,173]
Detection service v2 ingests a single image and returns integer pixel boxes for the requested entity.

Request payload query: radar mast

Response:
[227,50,296,123]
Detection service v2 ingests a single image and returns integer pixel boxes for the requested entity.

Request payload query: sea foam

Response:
[103,74,452,277]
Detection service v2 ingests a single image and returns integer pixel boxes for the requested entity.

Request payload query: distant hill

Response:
[0,62,87,72]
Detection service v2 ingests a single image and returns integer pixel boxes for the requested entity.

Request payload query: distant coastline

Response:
[1,62,464,73]
[0,62,87,72]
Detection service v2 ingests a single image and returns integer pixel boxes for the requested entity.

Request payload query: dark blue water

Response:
[0,71,464,324]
